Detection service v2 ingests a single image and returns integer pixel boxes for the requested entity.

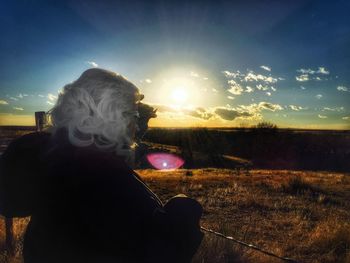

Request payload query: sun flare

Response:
[171,87,188,104]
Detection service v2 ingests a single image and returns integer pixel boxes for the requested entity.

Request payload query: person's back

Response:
[0,68,203,263]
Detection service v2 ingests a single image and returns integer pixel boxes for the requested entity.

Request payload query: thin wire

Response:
[200,226,298,263]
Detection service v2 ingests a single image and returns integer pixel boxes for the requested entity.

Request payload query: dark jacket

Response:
[0,131,202,263]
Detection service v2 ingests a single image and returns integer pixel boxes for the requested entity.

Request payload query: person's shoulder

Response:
[1,131,51,164]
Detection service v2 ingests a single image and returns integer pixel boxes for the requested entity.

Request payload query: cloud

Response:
[13,107,24,111]
[145,79,152,83]
[342,116,349,120]
[337,86,348,92]
[47,101,55,105]
[212,88,218,93]
[217,102,283,121]
[38,94,45,98]
[227,96,235,100]
[297,68,315,74]
[300,86,306,90]
[318,114,327,119]
[296,74,309,82]
[322,107,344,112]
[222,70,243,79]
[316,94,323,99]
[190,71,199,78]
[271,87,277,91]
[203,77,208,80]
[152,101,282,123]
[183,108,214,120]
[0,100,9,105]
[245,86,254,93]
[317,67,329,75]
[48,93,58,101]
[87,61,98,68]
[296,67,330,82]
[214,108,253,121]
[289,105,307,111]
[150,104,215,121]
[244,71,277,83]
[297,67,330,75]
[266,92,271,96]
[260,65,271,71]
[228,80,244,95]
[10,97,18,101]
[256,84,269,91]
[258,102,283,111]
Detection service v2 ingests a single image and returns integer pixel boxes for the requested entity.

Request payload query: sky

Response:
[0,0,349,129]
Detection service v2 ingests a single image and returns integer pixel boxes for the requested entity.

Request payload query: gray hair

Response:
[49,68,143,157]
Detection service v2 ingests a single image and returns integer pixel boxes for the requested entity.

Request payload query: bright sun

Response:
[171,87,188,104]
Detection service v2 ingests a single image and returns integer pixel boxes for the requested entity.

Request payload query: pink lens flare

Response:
[146,153,185,170]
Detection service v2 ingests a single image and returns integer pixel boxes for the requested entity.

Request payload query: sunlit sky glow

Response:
[0,0,349,129]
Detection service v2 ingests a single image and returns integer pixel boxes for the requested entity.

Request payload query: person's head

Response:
[49,68,147,157]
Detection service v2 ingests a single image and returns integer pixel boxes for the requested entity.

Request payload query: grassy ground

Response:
[1,169,350,263]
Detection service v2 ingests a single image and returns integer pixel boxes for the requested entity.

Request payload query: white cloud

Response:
[296,74,309,82]
[145,79,152,83]
[10,97,18,101]
[342,116,349,120]
[297,68,316,74]
[38,94,45,98]
[0,100,9,105]
[266,92,271,96]
[337,86,348,92]
[222,70,243,79]
[318,114,327,119]
[271,87,276,92]
[289,105,307,111]
[47,101,55,105]
[296,67,330,82]
[256,84,269,91]
[212,88,218,93]
[316,94,323,99]
[17,93,24,99]
[203,77,208,80]
[323,107,344,112]
[260,65,271,71]
[13,107,24,111]
[48,93,58,101]
[317,67,329,75]
[300,86,306,90]
[244,71,277,83]
[228,80,244,95]
[245,86,254,93]
[87,61,98,68]
[227,96,235,100]
[190,71,199,78]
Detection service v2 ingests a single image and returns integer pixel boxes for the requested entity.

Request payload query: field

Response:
[0,126,350,262]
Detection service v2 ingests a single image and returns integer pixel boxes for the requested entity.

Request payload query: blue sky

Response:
[0,0,349,129]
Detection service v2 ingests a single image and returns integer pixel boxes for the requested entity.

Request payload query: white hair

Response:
[49,68,143,157]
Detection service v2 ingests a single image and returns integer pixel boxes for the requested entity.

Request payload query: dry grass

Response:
[1,169,350,263]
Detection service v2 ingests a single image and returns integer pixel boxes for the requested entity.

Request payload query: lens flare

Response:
[146,153,185,170]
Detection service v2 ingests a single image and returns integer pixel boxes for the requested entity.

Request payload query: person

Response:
[0,68,203,263]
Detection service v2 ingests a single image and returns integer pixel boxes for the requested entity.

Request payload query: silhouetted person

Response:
[0,68,203,263]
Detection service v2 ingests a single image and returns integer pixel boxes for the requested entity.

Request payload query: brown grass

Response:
[1,169,350,263]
